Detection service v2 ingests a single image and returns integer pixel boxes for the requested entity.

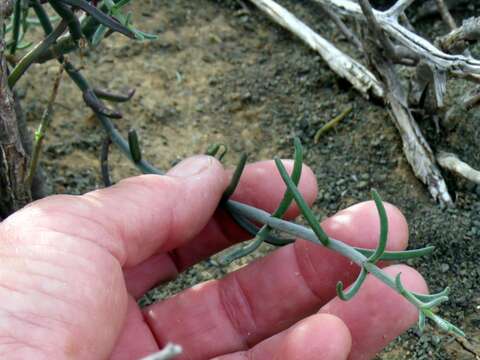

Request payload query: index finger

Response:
[124,159,318,297]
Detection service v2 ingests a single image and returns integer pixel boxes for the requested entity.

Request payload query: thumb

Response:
[6,155,228,267]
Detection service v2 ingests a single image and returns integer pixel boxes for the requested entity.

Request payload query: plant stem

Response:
[61,60,162,175]
[25,3,163,176]
[7,19,66,87]
[226,197,463,336]
[35,0,125,63]
[48,0,83,42]
[225,200,424,311]
[9,0,22,54]
[100,137,112,187]
[30,0,53,34]
[26,66,63,189]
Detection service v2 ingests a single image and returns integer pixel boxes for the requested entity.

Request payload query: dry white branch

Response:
[385,0,415,19]
[356,0,453,206]
[437,152,480,185]
[316,1,364,51]
[248,0,384,98]
[315,0,480,75]
[434,0,457,31]
[388,95,452,205]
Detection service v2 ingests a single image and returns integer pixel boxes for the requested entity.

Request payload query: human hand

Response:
[0,156,427,359]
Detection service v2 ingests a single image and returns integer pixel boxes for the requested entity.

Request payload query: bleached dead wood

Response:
[315,1,364,52]
[248,0,384,98]
[437,152,480,185]
[357,0,453,206]
[434,0,456,31]
[382,66,452,205]
[315,0,480,75]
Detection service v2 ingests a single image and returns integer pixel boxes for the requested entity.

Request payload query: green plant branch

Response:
[29,0,53,33]
[62,60,162,174]
[226,189,463,337]
[34,0,151,63]
[7,19,67,88]
[94,87,135,102]
[48,0,83,43]
[226,200,434,260]
[222,153,248,201]
[19,6,161,175]
[219,138,303,264]
[62,0,135,38]
[9,0,22,54]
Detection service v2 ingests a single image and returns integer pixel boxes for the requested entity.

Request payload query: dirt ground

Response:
[17,0,479,358]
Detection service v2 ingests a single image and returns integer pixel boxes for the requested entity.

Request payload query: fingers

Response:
[321,200,409,250]
[168,160,318,271]
[292,201,408,303]
[143,201,410,359]
[123,254,177,298]
[124,160,318,298]
[319,265,428,359]
[213,314,351,360]
[10,156,228,267]
[215,265,426,360]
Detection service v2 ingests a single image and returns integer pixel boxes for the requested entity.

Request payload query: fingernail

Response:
[167,156,213,177]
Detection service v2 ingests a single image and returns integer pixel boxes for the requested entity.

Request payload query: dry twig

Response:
[435,0,456,31]
[314,105,353,142]
[315,1,363,52]
[437,152,480,185]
